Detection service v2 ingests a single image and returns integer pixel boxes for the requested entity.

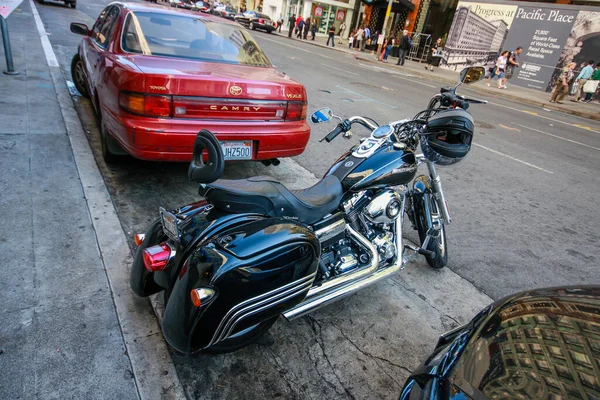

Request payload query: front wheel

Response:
[249,21,255,30]
[412,191,448,269]
[71,54,89,98]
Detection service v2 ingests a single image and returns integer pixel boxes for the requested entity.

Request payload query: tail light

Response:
[285,101,307,121]
[119,92,172,117]
[258,18,264,24]
[142,243,172,272]
[190,288,216,307]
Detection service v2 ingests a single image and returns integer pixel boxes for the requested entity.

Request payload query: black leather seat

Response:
[201,176,343,225]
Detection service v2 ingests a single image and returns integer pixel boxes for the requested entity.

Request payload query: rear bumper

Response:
[103,110,311,162]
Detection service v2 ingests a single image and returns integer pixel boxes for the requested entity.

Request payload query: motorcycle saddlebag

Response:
[161,217,319,353]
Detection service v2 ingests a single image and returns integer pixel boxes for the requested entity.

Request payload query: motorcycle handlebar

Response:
[320,124,345,143]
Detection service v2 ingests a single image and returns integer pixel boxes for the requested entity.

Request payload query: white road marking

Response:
[335,84,398,109]
[473,143,554,174]
[358,63,437,88]
[488,100,600,134]
[29,0,59,67]
[512,123,600,152]
[322,63,359,76]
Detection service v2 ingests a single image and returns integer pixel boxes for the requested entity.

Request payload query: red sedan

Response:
[69,3,309,163]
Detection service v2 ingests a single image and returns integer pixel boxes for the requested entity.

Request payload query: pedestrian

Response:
[355,26,364,50]
[288,14,295,38]
[348,31,354,48]
[310,19,317,40]
[425,38,443,72]
[504,47,522,88]
[370,30,379,53]
[380,36,393,63]
[338,21,346,44]
[277,15,283,33]
[296,18,305,38]
[486,50,509,89]
[295,15,302,36]
[361,26,370,51]
[584,63,600,102]
[303,17,310,40]
[550,62,576,104]
[571,59,595,102]
[326,24,335,47]
[396,30,411,66]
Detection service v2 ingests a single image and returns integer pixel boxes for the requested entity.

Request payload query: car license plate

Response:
[160,207,179,242]
[220,141,253,160]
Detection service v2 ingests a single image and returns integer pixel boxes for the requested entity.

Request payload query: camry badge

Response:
[229,86,243,96]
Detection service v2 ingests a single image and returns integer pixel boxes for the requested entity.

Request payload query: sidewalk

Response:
[277,29,600,121]
[0,3,182,399]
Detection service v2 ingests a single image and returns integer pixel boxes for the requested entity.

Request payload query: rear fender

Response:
[161,217,319,354]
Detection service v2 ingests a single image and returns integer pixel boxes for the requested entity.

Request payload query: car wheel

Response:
[71,54,90,98]
[70,2,76,9]
[249,21,255,30]
[100,119,129,164]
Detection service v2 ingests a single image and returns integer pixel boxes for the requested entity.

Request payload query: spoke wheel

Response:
[413,192,448,269]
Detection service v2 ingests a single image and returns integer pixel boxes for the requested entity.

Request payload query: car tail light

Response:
[285,101,307,121]
[119,92,172,117]
[258,18,264,24]
[142,243,172,272]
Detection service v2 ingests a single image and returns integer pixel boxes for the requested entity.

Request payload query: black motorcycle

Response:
[130,67,487,354]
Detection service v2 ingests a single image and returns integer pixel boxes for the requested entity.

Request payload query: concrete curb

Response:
[29,0,186,398]
[275,33,600,122]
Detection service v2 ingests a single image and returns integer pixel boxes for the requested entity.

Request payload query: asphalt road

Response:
[33,1,600,398]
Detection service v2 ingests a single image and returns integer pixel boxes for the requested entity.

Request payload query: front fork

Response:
[424,159,451,225]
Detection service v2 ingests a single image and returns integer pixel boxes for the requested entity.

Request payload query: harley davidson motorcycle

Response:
[130,67,487,354]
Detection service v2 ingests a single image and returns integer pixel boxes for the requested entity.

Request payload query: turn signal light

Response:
[134,233,146,247]
[190,288,216,307]
[119,92,172,117]
[142,243,171,272]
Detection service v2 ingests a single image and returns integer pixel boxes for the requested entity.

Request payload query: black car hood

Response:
[447,286,600,400]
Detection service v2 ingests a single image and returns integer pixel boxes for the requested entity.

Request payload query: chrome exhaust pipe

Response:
[271,158,281,166]
[261,159,272,166]
[283,218,404,320]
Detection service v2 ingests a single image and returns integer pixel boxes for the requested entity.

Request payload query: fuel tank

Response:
[325,144,417,192]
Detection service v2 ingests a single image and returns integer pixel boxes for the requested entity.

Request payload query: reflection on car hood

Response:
[450,286,600,400]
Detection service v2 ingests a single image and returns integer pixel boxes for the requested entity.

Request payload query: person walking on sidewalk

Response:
[550,62,576,104]
[361,26,370,51]
[425,38,443,71]
[355,26,364,50]
[380,36,393,63]
[288,14,295,38]
[572,59,595,102]
[303,17,310,39]
[348,31,354,48]
[338,21,346,44]
[277,15,283,33]
[504,47,522,89]
[584,63,600,102]
[310,19,317,40]
[396,30,411,66]
[486,50,508,89]
[326,24,336,47]
[296,18,305,39]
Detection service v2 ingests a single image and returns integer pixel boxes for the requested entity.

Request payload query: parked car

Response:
[191,0,210,12]
[214,5,236,19]
[69,3,309,163]
[235,11,276,33]
[169,0,183,7]
[38,0,76,9]
[400,286,600,399]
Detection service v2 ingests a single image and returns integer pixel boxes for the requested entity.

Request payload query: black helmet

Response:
[420,109,474,166]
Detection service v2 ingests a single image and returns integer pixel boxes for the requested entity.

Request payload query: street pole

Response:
[376,0,393,59]
[1,17,18,75]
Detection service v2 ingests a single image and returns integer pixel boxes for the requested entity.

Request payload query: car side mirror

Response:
[459,66,485,85]
[70,23,90,36]
[311,108,333,123]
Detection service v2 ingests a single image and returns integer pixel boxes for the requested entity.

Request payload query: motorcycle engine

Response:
[315,190,401,280]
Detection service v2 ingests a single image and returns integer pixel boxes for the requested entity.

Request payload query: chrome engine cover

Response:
[363,190,402,224]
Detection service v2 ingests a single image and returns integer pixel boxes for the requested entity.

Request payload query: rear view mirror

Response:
[459,67,485,85]
[70,23,90,36]
[311,108,333,123]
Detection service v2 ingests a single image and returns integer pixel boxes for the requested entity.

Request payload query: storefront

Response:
[310,2,350,33]
[362,0,415,38]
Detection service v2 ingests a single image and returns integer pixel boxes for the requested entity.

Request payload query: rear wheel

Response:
[71,54,89,98]
[100,119,129,164]
[204,316,278,354]
[412,191,448,269]
[249,21,255,30]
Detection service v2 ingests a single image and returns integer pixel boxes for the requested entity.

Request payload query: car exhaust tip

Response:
[271,158,281,166]
[261,160,272,166]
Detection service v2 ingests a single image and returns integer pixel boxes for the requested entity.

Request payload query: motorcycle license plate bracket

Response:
[160,207,180,242]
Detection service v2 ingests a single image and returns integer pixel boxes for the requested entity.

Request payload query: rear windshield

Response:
[122,11,271,67]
